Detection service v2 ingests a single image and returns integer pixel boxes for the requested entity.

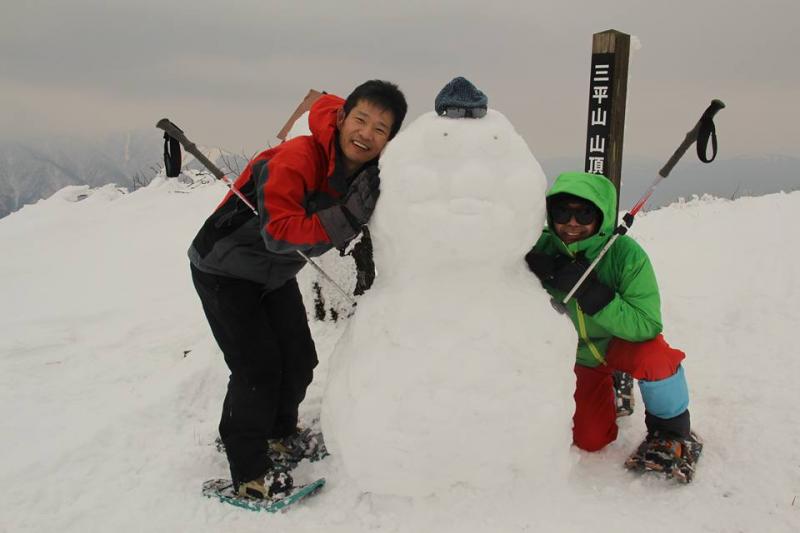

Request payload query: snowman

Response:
[322,78,577,497]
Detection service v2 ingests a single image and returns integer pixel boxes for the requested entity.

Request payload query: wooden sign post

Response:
[584,30,635,418]
[584,29,630,213]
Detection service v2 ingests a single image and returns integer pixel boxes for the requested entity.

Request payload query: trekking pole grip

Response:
[156,118,226,181]
[658,99,725,178]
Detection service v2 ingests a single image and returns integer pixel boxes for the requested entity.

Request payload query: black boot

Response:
[645,409,691,439]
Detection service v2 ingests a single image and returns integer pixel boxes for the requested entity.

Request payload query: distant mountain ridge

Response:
[0,132,251,219]
[0,131,161,219]
[539,154,800,210]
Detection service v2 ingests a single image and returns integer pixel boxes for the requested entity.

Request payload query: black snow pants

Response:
[191,265,318,485]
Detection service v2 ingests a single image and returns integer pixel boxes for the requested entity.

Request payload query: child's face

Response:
[551,201,599,244]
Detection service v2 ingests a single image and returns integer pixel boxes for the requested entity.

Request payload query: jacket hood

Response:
[545,172,618,259]
[308,94,345,177]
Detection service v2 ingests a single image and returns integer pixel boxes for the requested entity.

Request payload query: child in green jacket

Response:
[526,171,702,482]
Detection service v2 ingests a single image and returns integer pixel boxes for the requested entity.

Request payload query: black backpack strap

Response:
[163,132,182,177]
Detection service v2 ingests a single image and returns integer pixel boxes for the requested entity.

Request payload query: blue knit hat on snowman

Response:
[434,77,488,119]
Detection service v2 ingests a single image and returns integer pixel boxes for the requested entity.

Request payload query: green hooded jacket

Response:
[533,172,662,368]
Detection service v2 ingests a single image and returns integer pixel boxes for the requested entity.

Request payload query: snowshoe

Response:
[267,427,329,469]
[235,470,293,500]
[214,427,329,470]
[202,476,325,513]
[624,431,703,483]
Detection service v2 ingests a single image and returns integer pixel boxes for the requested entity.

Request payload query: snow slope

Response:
[0,178,798,532]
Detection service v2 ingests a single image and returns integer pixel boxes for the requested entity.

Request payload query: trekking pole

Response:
[559,99,726,308]
[156,118,357,307]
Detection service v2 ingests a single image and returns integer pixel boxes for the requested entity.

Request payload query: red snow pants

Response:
[572,334,685,452]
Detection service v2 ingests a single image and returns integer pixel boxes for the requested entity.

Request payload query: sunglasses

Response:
[440,106,487,119]
[550,204,598,225]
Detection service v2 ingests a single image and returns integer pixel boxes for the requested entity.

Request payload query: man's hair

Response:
[343,80,408,139]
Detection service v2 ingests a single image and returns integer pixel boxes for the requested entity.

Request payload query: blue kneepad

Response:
[638,365,689,419]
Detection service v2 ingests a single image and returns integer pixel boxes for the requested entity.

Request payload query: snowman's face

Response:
[372,111,547,269]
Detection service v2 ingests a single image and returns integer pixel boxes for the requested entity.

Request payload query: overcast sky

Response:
[2,0,797,160]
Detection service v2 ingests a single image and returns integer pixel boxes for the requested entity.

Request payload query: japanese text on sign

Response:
[584,54,614,176]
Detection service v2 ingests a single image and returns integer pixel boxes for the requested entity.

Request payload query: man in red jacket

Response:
[189,80,407,499]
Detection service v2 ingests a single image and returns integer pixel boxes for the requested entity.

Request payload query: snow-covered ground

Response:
[0,177,798,532]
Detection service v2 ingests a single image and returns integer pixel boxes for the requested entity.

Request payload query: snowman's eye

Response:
[424,126,463,157]
[480,132,509,157]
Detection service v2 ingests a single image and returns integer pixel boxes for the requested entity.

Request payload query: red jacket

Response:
[188,94,353,288]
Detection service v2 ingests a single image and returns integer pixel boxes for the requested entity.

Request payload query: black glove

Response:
[318,166,381,249]
[576,278,615,315]
[524,249,555,282]
[524,250,575,284]
[551,256,615,315]
[550,259,590,293]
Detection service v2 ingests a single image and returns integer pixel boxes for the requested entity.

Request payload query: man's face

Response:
[337,100,395,170]
[551,201,599,245]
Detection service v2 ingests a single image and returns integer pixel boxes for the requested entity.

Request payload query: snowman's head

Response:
[371,110,547,275]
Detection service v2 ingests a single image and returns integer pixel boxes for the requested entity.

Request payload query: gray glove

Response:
[318,166,381,248]
[344,166,381,224]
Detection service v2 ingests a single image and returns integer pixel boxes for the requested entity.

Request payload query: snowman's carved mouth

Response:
[448,198,491,215]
